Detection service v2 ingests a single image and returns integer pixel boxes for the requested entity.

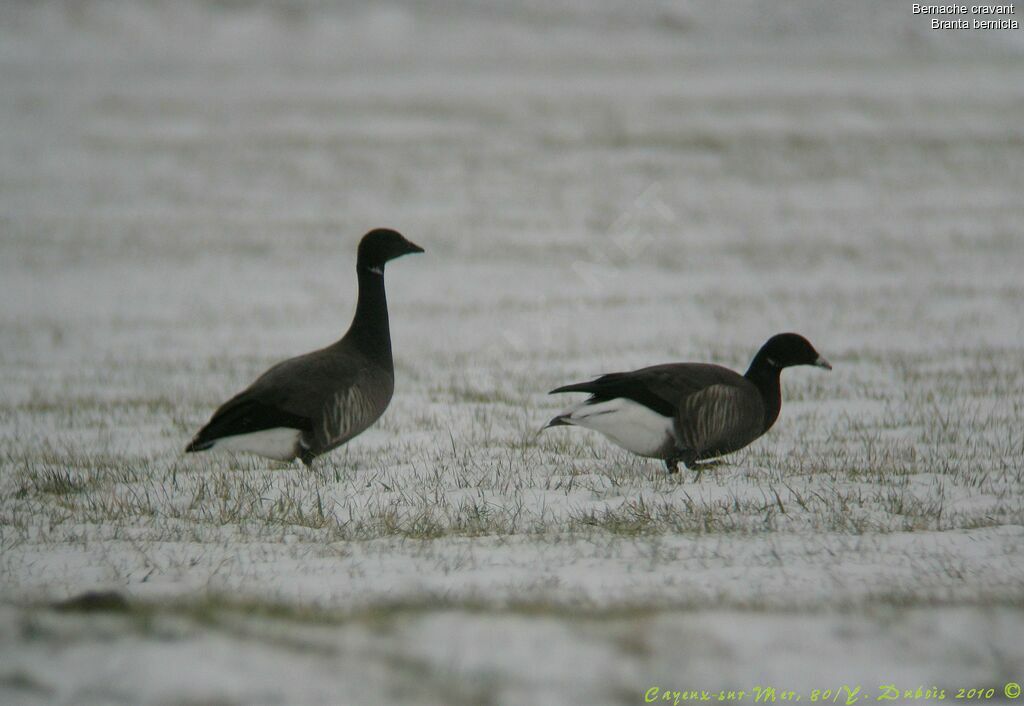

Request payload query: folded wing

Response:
[185,396,313,452]
[550,363,740,417]
[186,347,361,453]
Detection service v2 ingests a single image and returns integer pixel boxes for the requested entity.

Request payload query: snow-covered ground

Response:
[2,1,1023,703]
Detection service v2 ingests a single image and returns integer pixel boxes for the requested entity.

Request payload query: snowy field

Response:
[2,1,1024,703]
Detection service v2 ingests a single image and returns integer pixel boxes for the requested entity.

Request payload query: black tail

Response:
[548,373,675,417]
[185,438,214,453]
[548,381,601,395]
[542,414,570,430]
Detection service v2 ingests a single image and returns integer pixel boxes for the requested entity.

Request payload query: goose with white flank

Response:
[186,228,423,466]
[543,333,831,477]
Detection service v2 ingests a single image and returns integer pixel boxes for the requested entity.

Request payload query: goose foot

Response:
[665,452,700,477]
[664,452,713,481]
[691,459,725,482]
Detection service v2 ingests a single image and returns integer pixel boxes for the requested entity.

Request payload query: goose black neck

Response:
[343,266,392,364]
[744,352,782,432]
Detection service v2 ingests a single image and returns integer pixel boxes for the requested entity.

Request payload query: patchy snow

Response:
[2,0,1023,703]
[3,603,1022,706]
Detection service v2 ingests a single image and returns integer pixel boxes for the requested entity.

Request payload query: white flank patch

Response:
[558,398,673,457]
[210,428,301,462]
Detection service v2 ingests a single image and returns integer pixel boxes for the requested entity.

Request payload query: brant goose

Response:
[186,228,423,466]
[544,333,830,476]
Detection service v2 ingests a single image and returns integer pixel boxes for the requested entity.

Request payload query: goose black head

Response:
[756,333,831,371]
[357,228,424,273]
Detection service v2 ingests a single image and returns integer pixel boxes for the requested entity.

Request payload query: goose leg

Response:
[691,458,724,481]
[665,452,699,477]
[296,435,318,468]
[677,451,701,481]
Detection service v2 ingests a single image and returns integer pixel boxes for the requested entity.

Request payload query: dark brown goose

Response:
[544,333,830,476]
[186,228,423,466]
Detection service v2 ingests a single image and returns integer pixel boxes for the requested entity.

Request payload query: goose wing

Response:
[549,363,742,417]
[185,396,314,452]
[186,347,361,451]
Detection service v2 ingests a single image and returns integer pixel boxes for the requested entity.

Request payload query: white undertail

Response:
[209,427,301,462]
[555,398,674,458]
